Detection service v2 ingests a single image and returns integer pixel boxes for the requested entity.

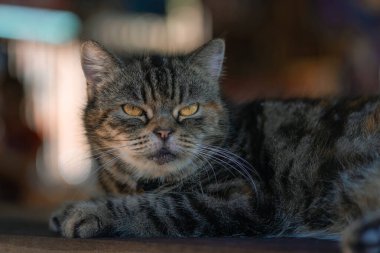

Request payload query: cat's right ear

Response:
[81,41,120,97]
[188,39,225,82]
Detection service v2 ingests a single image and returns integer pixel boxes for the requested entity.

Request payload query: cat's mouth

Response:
[147,148,177,165]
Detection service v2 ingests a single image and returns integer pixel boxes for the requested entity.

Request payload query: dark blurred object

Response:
[203,0,380,100]
[123,0,166,15]
[0,72,41,203]
[316,0,380,95]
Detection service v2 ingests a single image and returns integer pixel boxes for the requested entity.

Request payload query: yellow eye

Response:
[122,104,144,116]
[179,103,199,117]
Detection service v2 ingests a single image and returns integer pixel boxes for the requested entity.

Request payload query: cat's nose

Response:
[153,128,174,141]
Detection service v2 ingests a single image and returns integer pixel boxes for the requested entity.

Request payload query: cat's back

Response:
[238,96,380,132]
[235,96,380,157]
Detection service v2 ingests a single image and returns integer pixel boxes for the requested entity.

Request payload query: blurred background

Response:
[0,0,379,208]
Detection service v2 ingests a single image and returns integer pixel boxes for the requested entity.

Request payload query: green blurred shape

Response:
[0,4,81,44]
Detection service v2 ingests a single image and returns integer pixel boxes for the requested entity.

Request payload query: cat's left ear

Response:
[189,39,225,81]
[81,41,121,97]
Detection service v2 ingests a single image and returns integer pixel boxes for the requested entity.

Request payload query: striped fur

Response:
[50,40,380,253]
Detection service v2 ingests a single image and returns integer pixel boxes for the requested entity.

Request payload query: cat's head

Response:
[82,39,228,179]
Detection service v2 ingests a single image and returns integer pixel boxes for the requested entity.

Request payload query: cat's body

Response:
[50,40,380,253]
[234,98,380,238]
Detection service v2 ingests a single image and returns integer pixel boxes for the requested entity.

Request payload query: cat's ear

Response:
[81,41,120,95]
[189,39,225,81]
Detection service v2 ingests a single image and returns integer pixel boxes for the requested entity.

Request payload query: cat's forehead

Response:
[119,55,219,106]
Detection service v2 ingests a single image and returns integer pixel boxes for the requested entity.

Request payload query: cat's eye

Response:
[179,103,199,117]
[122,104,144,117]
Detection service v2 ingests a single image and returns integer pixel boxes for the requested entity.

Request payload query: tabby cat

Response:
[50,39,380,253]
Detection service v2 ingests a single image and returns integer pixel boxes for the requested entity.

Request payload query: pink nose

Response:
[154,128,174,140]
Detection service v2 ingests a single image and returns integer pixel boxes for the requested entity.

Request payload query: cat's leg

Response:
[49,192,257,238]
[342,211,380,253]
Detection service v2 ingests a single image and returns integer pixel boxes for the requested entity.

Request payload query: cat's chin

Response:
[137,160,187,178]
[147,148,177,165]
[124,154,193,179]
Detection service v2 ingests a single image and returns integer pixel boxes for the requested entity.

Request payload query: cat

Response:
[50,39,380,253]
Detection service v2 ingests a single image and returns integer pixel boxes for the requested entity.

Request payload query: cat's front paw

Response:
[49,201,113,238]
[342,213,380,253]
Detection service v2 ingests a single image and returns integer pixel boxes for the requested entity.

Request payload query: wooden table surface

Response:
[0,205,341,253]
